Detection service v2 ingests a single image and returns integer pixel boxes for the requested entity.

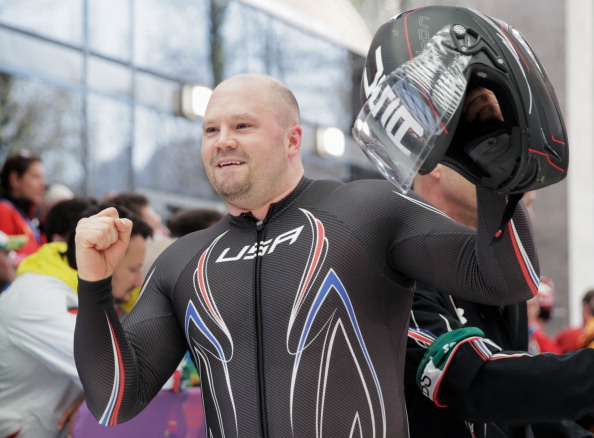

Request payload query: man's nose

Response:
[216,129,238,149]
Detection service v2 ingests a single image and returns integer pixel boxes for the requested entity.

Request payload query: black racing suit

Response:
[406,284,594,438]
[74,177,538,438]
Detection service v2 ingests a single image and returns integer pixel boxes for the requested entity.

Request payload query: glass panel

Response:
[88,57,132,97]
[0,28,83,83]
[87,94,132,197]
[134,107,218,200]
[275,24,353,131]
[0,0,82,44]
[135,71,180,112]
[221,2,266,75]
[222,4,353,131]
[88,0,131,60]
[135,0,212,84]
[0,73,84,193]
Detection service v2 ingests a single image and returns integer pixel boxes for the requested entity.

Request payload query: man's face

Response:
[201,79,292,210]
[111,235,146,304]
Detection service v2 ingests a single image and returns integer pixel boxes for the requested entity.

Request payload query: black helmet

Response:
[354,5,568,194]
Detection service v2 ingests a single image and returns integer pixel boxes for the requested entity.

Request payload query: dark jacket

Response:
[406,282,594,437]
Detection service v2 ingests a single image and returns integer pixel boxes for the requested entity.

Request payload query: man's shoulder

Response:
[309,178,420,214]
[308,177,395,198]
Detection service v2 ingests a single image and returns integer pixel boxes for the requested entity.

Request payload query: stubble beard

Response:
[211,168,252,205]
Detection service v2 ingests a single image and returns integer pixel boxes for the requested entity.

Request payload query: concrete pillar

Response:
[566,0,594,325]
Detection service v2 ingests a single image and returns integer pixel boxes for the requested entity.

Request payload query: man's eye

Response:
[237,123,250,129]
[205,127,218,133]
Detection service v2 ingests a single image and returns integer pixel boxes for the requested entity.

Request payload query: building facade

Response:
[0,0,376,211]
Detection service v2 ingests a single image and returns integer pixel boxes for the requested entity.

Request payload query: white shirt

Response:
[0,273,83,438]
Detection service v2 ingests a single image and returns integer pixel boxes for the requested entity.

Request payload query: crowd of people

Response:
[0,5,592,438]
[0,153,223,437]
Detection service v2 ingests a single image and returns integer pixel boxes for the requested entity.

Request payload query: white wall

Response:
[566,0,594,325]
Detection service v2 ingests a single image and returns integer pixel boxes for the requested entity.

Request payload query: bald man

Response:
[73,74,538,437]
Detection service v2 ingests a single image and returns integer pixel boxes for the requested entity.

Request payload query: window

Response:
[0,0,83,44]
[89,0,132,61]
[134,0,212,84]
[134,107,217,200]
[0,74,84,192]
[86,94,131,197]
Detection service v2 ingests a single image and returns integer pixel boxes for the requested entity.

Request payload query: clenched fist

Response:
[75,207,133,281]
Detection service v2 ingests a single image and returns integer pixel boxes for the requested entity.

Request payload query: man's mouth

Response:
[217,160,244,168]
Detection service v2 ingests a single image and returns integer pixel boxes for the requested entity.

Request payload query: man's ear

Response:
[287,125,302,157]
[428,164,443,181]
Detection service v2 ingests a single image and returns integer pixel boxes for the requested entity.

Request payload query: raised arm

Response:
[73,208,185,425]
[388,187,539,306]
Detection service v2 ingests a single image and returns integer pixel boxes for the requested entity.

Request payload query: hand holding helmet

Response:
[463,87,504,123]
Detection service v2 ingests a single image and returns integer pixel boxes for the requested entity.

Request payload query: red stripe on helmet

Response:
[528,148,565,172]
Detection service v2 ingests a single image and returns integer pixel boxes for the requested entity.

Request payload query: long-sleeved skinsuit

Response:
[74,177,538,438]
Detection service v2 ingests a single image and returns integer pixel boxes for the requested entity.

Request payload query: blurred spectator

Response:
[0,197,95,438]
[167,208,223,238]
[576,290,594,433]
[578,290,594,350]
[0,198,151,438]
[111,222,152,313]
[43,195,95,245]
[107,192,170,238]
[407,163,588,437]
[106,195,173,315]
[557,289,594,353]
[0,231,25,291]
[527,277,562,354]
[0,152,46,262]
[105,193,172,314]
[39,183,75,237]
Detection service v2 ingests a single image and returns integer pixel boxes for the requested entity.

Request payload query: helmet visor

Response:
[353,26,470,193]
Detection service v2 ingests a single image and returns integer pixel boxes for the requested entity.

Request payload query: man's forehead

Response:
[204,111,257,123]
[203,90,278,124]
[210,79,275,104]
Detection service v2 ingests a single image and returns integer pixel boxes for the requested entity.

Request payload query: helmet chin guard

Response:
[356,6,568,195]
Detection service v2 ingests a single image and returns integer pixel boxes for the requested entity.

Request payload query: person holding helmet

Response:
[409,154,594,438]
[70,6,559,434]
[353,6,594,438]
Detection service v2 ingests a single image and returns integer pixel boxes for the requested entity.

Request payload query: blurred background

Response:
[0,0,590,335]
